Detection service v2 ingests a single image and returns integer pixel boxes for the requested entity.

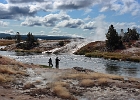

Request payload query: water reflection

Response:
[15,52,41,56]
[123,67,138,77]
[105,63,120,75]
[105,60,139,77]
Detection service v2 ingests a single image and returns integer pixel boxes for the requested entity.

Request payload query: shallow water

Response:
[0,51,140,78]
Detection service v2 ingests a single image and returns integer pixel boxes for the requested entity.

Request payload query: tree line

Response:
[106,25,139,51]
[14,25,140,51]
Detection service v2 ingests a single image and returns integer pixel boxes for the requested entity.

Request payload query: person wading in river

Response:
[55,57,60,68]
[48,58,53,67]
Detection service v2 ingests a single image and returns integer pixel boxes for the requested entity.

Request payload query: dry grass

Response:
[0,74,14,83]
[0,63,27,83]
[0,65,18,82]
[16,71,26,75]
[128,77,139,82]
[23,82,35,90]
[62,72,124,88]
[88,72,124,81]
[105,74,124,81]
[127,56,140,62]
[53,81,69,89]
[0,65,26,76]
[0,55,29,83]
[85,51,140,62]
[97,78,109,86]
[88,72,105,79]
[63,72,124,82]
[0,56,26,67]
[0,39,15,46]
[0,74,6,82]
[0,65,16,74]
[52,81,72,99]
[80,79,95,87]
[62,73,87,80]
[53,85,71,99]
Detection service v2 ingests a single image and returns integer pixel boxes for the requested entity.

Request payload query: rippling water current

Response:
[0,51,140,78]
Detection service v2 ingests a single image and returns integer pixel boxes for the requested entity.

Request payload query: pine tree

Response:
[106,25,123,51]
[129,28,139,40]
[25,32,39,50]
[15,32,21,43]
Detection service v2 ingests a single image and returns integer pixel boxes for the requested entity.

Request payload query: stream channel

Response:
[0,51,140,78]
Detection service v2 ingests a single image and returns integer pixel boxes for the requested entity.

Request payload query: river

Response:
[0,51,140,78]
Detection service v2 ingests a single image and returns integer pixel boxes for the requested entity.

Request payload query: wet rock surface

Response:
[73,67,94,72]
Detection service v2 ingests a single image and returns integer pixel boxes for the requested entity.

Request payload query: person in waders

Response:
[55,57,60,68]
[48,58,53,67]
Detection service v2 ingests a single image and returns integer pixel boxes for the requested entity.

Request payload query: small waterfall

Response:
[44,39,89,54]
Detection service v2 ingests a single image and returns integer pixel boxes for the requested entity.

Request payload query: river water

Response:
[0,51,140,78]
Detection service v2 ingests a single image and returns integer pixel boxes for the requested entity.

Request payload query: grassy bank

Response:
[0,56,42,83]
[85,51,140,62]
[75,41,140,62]
[40,65,52,68]
[15,49,43,53]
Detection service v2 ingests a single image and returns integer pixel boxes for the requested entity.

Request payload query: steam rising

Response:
[43,39,89,54]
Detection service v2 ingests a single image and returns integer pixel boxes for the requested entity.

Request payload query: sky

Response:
[0,0,140,41]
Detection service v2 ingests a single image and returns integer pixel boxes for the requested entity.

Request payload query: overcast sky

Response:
[0,0,140,41]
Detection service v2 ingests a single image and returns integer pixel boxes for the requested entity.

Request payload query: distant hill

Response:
[0,33,83,40]
[0,33,11,38]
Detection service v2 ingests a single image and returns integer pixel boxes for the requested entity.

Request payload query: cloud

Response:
[100,0,121,12]
[0,0,140,39]
[81,21,96,30]
[53,0,96,10]
[0,1,53,19]
[21,12,70,27]
[43,12,70,27]
[5,29,14,34]
[7,0,46,3]
[99,0,140,16]
[0,0,139,21]
[52,27,60,31]
[82,14,106,30]
[84,8,92,15]
[112,22,140,32]
[29,2,53,12]
[0,3,36,19]
[84,15,91,21]
[50,28,61,34]
[0,20,9,26]
[21,16,42,26]
[56,19,84,28]
[120,0,140,15]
